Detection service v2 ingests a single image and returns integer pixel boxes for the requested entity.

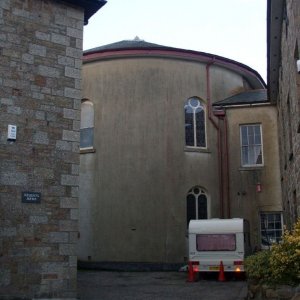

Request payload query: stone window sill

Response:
[80,147,96,154]
[184,147,211,153]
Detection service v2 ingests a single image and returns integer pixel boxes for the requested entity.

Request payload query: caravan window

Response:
[196,234,236,251]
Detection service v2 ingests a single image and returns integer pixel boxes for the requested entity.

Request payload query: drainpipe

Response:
[224,115,231,218]
[206,59,224,218]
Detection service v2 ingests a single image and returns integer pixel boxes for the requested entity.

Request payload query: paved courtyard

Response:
[77,270,247,300]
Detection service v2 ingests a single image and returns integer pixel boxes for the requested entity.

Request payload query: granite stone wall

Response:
[0,0,83,298]
[277,0,300,229]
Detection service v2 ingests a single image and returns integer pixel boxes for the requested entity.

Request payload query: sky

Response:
[83,0,267,81]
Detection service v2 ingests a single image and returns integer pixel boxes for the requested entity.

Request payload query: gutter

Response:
[62,0,107,25]
[267,0,284,102]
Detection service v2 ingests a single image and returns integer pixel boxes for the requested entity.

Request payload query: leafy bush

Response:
[245,218,300,286]
[245,249,272,283]
[269,218,300,285]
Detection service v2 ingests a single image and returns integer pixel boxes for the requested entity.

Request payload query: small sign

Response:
[22,192,41,203]
[7,125,17,140]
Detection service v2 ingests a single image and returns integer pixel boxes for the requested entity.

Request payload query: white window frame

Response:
[80,99,94,150]
[186,187,210,228]
[260,212,283,249]
[240,124,264,167]
[184,97,207,149]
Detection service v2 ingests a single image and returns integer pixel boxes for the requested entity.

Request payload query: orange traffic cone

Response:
[187,261,195,282]
[218,261,226,282]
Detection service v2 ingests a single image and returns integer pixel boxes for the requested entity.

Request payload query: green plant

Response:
[269,218,300,286]
[245,219,300,286]
[245,249,272,283]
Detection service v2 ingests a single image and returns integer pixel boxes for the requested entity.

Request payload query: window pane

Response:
[187,194,196,227]
[81,101,94,129]
[197,194,207,219]
[242,147,248,165]
[254,127,261,144]
[254,146,262,164]
[241,126,248,146]
[260,213,282,246]
[248,127,255,145]
[80,127,94,148]
[248,146,255,164]
[190,98,200,108]
[196,234,236,251]
[195,109,206,147]
[185,105,194,146]
[185,99,206,148]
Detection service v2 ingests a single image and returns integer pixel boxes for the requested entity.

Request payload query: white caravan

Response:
[188,218,251,273]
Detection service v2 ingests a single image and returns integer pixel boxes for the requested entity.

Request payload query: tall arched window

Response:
[80,99,94,149]
[186,187,208,227]
[184,97,206,148]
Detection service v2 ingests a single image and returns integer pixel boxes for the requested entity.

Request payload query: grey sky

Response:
[84,0,267,81]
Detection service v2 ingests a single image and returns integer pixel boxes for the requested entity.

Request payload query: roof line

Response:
[83,47,266,88]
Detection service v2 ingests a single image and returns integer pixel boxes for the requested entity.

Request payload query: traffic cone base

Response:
[218,261,226,282]
[187,261,195,282]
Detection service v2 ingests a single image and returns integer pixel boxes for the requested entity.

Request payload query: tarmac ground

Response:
[77,270,247,300]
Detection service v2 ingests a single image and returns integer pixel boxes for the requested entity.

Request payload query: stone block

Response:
[72,120,80,131]
[73,99,81,110]
[69,256,77,267]
[29,43,47,57]
[71,187,79,197]
[59,243,76,255]
[33,131,49,145]
[1,98,14,105]
[58,55,74,67]
[56,140,72,151]
[0,269,11,287]
[49,232,69,243]
[7,105,21,115]
[72,142,79,153]
[74,78,82,89]
[48,185,67,197]
[76,39,83,50]
[35,110,46,120]
[61,175,79,186]
[0,0,10,10]
[67,27,82,39]
[0,172,27,185]
[59,220,77,232]
[32,91,45,100]
[0,227,17,237]
[34,167,54,179]
[60,197,78,208]
[71,164,79,175]
[63,108,80,120]
[30,215,48,224]
[67,6,83,20]
[62,130,79,142]
[22,53,34,64]
[35,31,51,41]
[38,65,60,78]
[64,87,81,99]
[51,33,70,46]
[70,209,78,220]
[65,66,81,79]
[66,47,82,59]
[69,232,78,243]
[41,262,66,274]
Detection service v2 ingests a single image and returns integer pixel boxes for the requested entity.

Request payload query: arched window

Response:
[184,97,206,148]
[186,187,208,227]
[80,99,94,149]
